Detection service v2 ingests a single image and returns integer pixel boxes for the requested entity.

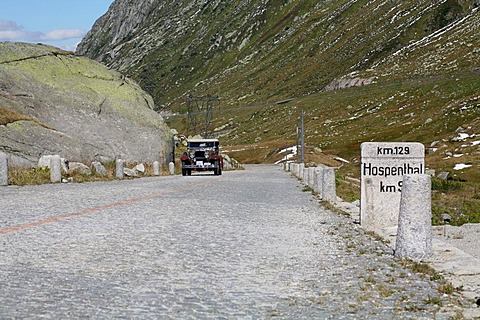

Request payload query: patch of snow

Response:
[472,140,480,146]
[453,163,472,170]
[274,153,296,165]
[276,146,297,164]
[335,157,350,164]
[453,154,464,158]
[458,133,470,140]
[279,146,297,155]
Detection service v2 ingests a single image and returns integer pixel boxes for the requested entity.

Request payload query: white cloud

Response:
[43,29,86,41]
[0,20,86,42]
[0,20,21,31]
[60,41,82,52]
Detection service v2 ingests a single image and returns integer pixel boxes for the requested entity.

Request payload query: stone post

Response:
[0,151,8,186]
[308,168,315,188]
[313,167,324,196]
[153,161,160,176]
[303,167,308,183]
[298,163,305,179]
[169,162,175,175]
[291,163,298,177]
[322,167,336,202]
[50,155,62,183]
[395,174,432,260]
[116,159,124,179]
[303,167,310,186]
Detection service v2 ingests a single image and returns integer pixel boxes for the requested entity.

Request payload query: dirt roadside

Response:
[333,200,480,318]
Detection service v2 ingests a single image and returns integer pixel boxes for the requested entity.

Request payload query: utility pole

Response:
[301,109,305,163]
[295,123,299,163]
[186,94,219,138]
[186,93,196,137]
[204,94,214,138]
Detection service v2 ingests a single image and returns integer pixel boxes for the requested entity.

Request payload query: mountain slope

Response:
[78,0,477,109]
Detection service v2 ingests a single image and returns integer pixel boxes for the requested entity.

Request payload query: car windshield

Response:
[188,141,218,148]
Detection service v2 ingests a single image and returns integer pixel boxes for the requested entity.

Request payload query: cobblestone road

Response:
[0,165,465,318]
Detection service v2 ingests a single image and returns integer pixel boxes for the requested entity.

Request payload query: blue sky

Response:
[0,0,114,51]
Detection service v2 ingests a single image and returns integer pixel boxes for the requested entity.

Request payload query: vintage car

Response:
[180,139,223,176]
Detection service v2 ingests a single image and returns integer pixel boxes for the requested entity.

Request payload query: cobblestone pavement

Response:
[0,165,467,319]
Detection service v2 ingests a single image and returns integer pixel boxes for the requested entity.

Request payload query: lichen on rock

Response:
[0,42,173,167]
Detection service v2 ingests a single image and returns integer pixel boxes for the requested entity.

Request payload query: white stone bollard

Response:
[0,151,8,186]
[313,167,324,196]
[303,167,311,186]
[322,167,336,202]
[395,174,432,260]
[153,161,160,176]
[115,159,124,179]
[291,163,298,177]
[290,163,297,175]
[298,163,305,179]
[169,162,175,175]
[308,168,315,188]
[50,155,62,183]
[303,167,308,183]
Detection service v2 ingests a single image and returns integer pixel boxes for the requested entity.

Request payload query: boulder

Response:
[437,171,449,180]
[134,163,145,174]
[441,214,452,224]
[91,161,108,176]
[124,168,138,177]
[324,77,375,91]
[68,162,92,175]
[38,155,68,172]
[0,42,173,167]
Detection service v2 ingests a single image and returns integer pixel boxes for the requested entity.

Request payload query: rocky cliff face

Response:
[0,42,172,167]
[77,0,477,109]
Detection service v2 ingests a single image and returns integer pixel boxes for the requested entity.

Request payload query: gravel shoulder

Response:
[332,182,480,317]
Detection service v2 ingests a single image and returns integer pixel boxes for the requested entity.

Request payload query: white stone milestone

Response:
[360,142,424,231]
[169,162,175,175]
[153,161,160,176]
[395,174,432,260]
